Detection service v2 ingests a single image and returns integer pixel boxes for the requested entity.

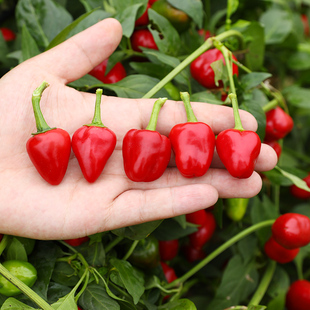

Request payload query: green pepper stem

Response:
[229,93,244,131]
[146,98,167,131]
[180,92,197,122]
[123,240,139,261]
[165,219,275,288]
[31,81,54,135]
[248,260,277,306]
[143,30,244,99]
[87,88,105,127]
[0,263,54,310]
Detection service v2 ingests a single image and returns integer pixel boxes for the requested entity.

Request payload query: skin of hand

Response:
[0,18,278,240]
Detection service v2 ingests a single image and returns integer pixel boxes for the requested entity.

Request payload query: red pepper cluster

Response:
[264,213,310,264]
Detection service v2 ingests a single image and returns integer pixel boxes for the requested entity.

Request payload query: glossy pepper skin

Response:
[290,173,310,199]
[89,59,126,84]
[271,213,310,249]
[26,82,71,185]
[0,260,37,296]
[0,27,16,41]
[190,48,238,89]
[286,280,310,310]
[216,129,261,179]
[159,239,179,261]
[160,261,177,283]
[122,98,171,182]
[135,2,151,27]
[264,236,300,264]
[264,106,294,142]
[72,89,116,183]
[128,235,160,269]
[63,236,89,247]
[169,92,215,178]
[131,29,158,53]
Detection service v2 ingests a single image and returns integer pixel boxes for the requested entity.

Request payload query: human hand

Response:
[0,18,277,240]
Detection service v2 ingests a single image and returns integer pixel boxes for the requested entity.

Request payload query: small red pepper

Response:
[63,236,90,247]
[264,140,282,160]
[89,59,126,84]
[0,27,16,41]
[264,236,300,264]
[122,98,171,182]
[182,244,206,263]
[160,261,177,283]
[271,213,310,249]
[26,82,71,185]
[286,280,310,310]
[135,2,151,27]
[290,173,310,199]
[169,92,215,178]
[72,89,116,183]
[159,239,179,261]
[216,94,261,179]
[264,106,294,142]
[130,29,158,53]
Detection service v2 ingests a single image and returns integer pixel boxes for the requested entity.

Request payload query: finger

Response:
[130,167,263,199]
[26,18,123,84]
[103,184,219,232]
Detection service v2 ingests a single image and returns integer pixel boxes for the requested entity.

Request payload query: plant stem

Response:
[248,260,277,306]
[32,81,54,135]
[122,240,139,261]
[142,30,244,99]
[146,98,167,131]
[87,88,105,127]
[165,220,275,288]
[180,92,197,122]
[262,99,278,112]
[229,93,244,131]
[0,263,54,310]
[0,235,10,256]
[105,236,124,253]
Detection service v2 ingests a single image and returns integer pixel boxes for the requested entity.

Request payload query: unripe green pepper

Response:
[128,235,160,269]
[164,82,180,100]
[151,0,191,32]
[225,198,249,222]
[0,260,37,296]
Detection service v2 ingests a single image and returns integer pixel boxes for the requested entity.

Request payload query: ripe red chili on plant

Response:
[286,279,310,310]
[182,244,206,263]
[190,48,239,89]
[169,92,215,178]
[72,89,116,183]
[26,81,71,185]
[160,261,177,283]
[264,236,300,264]
[135,2,151,27]
[290,173,310,199]
[63,236,90,247]
[264,140,282,159]
[131,29,158,53]
[89,59,126,84]
[122,98,171,182]
[159,239,179,261]
[271,213,310,249]
[264,106,294,142]
[0,27,16,41]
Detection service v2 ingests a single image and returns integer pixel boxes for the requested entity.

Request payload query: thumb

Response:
[29,18,123,84]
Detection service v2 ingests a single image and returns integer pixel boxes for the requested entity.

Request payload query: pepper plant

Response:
[2,0,310,310]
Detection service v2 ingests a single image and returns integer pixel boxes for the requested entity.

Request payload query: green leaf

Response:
[206,255,258,310]
[110,258,145,305]
[167,0,203,28]
[227,0,239,21]
[237,235,257,266]
[267,266,290,299]
[283,85,310,109]
[0,298,36,310]
[51,292,77,310]
[5,237,28,262]
[266,291,286,310]
[190,91,223,105]
[112,220,162,240]
[46,8,98,50]
[275,166,310,191]
[148,9,181,56]
[288,51,310,70]
[260,8,292,45]
[158,298,197,309]
[115,4,143,38]
[21,24,41,62]
[240,72,272,90]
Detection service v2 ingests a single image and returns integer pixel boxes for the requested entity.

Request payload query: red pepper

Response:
[264,106,294,142]
[135,2,151,27]
[26,82,71,185]
[0,27,16,41]
[122,98,171,182]
[290,173,310,199]
[63,236,89,247]
[160,261,177,283]
[159,239,179,261]
[301,14,310,37]
[271,213,310,249]
[182,244,206,263]
[216,128,261,179]
[264,236,300,264]
[264,140,282,159]
[197,29,212,41]
[186,210,216,249]
[286,280,310,310]
[72,89,116,183]
[169,92,215,178]
[89,59,126,84]
[130,29,158,53]
[190,48,239,89]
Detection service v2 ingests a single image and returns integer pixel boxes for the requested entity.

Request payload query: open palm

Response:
[0,18,277,240]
